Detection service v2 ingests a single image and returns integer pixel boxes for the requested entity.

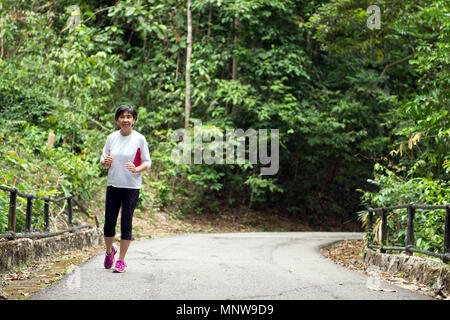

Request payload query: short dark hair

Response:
[115,105,137,121]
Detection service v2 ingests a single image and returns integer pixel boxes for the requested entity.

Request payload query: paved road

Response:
[29,232,434,300]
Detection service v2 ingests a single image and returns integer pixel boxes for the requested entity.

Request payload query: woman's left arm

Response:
[126,137,151,173]
[140,137,152,170]
[136,163,149,173]
[125,162,148,173]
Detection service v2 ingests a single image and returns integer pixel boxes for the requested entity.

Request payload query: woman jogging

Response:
[100,105,151,273]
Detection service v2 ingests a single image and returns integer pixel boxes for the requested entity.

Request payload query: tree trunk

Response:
[231,17,239,81]
[207,6,212,38]
[230,17,239,114]
[185,0,192,130]
[175,52,181,82]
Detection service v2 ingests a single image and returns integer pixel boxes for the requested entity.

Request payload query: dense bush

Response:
[358,163,449,253]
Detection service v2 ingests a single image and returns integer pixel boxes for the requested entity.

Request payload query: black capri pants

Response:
[104,186,140,240]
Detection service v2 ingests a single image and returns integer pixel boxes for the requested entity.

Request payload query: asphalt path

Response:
[29,232,434,300]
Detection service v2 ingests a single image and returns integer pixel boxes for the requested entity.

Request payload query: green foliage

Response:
[358,163,449,253]
[309,0,449,250]
[0,0,447,240]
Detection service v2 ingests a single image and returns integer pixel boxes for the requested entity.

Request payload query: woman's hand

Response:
[102,151,114,168]
[126,162,147,174]
[126,161,138,173]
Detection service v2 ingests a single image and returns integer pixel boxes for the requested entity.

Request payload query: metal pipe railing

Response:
[367,203,450,263]
[0,185,95,239]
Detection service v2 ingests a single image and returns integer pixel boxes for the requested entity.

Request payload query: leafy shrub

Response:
[358,163,449,253]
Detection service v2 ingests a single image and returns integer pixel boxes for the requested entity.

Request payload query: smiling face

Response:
[114,105,138,135]
[117,111,136,132]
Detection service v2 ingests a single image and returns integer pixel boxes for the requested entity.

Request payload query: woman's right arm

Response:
[100,137,112,168]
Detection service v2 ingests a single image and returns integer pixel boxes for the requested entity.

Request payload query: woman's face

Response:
[117,111,136,130]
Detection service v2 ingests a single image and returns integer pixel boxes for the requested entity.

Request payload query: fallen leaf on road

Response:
[368,287,397,292]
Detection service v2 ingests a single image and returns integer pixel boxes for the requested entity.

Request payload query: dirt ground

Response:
[320,239,450,300]
[1,209,446,300]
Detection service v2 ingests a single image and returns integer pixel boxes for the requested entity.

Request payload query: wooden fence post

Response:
[44,200,50,233]
[380,209,387,253]
[26,197,33,233]
[67,196,73,226]
[8,188,18,233]
[444,205,450,263]
[406,203,415,256]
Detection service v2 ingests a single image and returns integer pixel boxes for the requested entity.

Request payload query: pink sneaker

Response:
[104,244,117,269]
[113,260,127,273]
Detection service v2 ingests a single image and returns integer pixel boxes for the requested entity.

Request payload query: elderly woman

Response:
[100,105,151,273]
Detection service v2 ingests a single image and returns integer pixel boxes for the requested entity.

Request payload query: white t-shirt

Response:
[100,130,151,189]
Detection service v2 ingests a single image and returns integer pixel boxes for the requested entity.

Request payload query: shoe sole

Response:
[112,265,126,273]
[112,269,125,273]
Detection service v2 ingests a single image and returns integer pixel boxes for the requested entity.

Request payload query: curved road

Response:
[29,232,433,300]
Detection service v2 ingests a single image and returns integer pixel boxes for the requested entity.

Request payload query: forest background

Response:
[0,0,448,253]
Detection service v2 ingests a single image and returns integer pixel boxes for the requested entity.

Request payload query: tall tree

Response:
[185,0,192,129]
